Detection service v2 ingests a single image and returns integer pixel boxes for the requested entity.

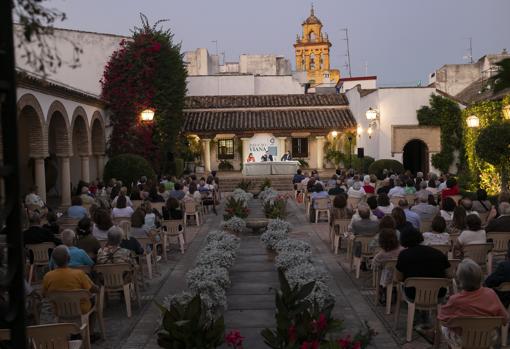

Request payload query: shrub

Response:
[267,218,291,233]
[223,197,250,220]
[220,217,246,234]
[259,178,272,191]
[350,156,375,173]
[260,230,288,250]
[236,179,252,191]
[103,153,156,188]
[368,159,404,179]
[165,157,185,177]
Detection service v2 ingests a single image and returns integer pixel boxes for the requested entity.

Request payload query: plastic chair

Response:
[113,217,131,227]
[131,200,143,210]
[463,243,493,272]
[373,259,398,315]
[151,202,165,215]
[394,277,451,343]
[330,219,350,254]
[161,220,185,259]
[26,242,55,284]
[390,196,402,207]
[46,289,105,349]
[420,219,433,233]
[350,235,377,279]
[496,282,510,346]
[479,211,490,225]
[0,323,87,349]
[314,197,330,223]
[136,236,157,280]
[447,259,461,293]
[487,232,510,273]
[347,196,361,211]
[449,194,463,204]
[183,201,201,226]
[405,194,416,206]
[94,263,140,318]
[430,244,451,256]
[59,217,80,232]
[441,316,505,349]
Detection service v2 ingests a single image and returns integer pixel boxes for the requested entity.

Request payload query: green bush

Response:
[165,158,185,177]
[103,154,156,188]
[350,156,375,173]
[368,159,404,179]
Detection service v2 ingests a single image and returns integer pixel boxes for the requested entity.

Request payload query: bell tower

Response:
[294,5,340,85]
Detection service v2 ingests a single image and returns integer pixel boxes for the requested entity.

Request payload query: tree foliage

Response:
[103,154,156,189]
[417,94,463,174]
[490,58,510,93]
[101,14,187,172]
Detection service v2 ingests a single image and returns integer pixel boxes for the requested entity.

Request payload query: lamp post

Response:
[348,135,353,169]
[140,108,155,122]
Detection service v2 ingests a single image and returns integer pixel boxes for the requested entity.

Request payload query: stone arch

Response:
[47,100,72,157]
[71,106,90,156]
[90,111,106,155]
[16,94,48,158]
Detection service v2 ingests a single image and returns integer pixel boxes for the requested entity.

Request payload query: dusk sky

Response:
[47,0,510,86]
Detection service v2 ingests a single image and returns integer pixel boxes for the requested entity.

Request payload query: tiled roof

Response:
[455,78,510,105]
[183,108,356,133]
[184,94,348,109]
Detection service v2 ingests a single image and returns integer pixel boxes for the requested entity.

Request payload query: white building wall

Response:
[254,76,304,94]
[339,79,377,93]
[14,25,125,96]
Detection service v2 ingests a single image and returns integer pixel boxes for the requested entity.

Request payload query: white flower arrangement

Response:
[267,218,291,233]
[220,216,247,234]
[275,251,312,270]
[260,229,288,250]
[186,266,231,289]
[259,187,278,203]
[162,291,195,310]
[274,238,312,254]
[285,263,334,309]
[231,188,253,207]
[196,247,237,269]
[308,280,335,309]
[187,278,228,312]
[202,238,240,254]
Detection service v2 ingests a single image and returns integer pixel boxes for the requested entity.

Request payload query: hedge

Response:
[103,154,156,188]
[368,159,404,179]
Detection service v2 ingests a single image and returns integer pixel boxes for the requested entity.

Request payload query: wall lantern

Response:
[140,108,155,122]
[331,130,338,138]
[466,115,480,128]
[367,126,373,139]
[503,105,510,120]
[366,107,378,121]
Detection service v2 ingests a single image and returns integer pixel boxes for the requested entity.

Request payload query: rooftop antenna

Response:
[463,37,474,64]
[340,28,352,77]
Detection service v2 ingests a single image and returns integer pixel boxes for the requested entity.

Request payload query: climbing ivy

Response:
[417,95,464,174]
[463,98,507,194]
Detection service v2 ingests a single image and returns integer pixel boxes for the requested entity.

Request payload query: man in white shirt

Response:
[388,179,405,198]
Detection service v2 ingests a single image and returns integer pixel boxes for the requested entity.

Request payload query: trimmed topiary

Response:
[368,159,404,179]
[103,153,156,188]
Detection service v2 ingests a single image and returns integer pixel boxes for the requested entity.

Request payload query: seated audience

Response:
[440,197,457,222]
[130,208,149,238]
[441,177,460,198]
[396,227,450,300]
[169,182,185,201]
[24,212,62,246]
[459,198,479,217]
[326,175,337,189]
[438,259,508,348]
[376,193,394,215]
[367,195,385,219]
[392,207,414,242]
[447,206,467,235]
[331,194,352,220]
[24,185,46,211]
[49,229,94,269]
[328,180,345,196]
[388,179,405,198]
[76,217,101,259]
[362,175,375,194]
[411,192,439,221]
[376,178,391,195]
[92,208,113,240]
[455,214,486,255]
[426,179,439,196]
[96,227,136,267]
[112,195,134,219]
[404,179,417,195]
[42,245,98,314]
[310,183,329,222]
[422,216,449,245]
[42,212,60,236]
[486,202,510,232]
[472,189,492,214]
[373,228,404,302]
[143,201,159,230]
[80,186,95,206]
[67,196,88,219]
[485,247,510,307]
[184,183,202,205]
[292,169,305,188]
[351,204,379,236]
[399,199,420,230]
[347,182,366,200]
[162,197,183,220]
[118,225,144,256]
[148,186,165,203]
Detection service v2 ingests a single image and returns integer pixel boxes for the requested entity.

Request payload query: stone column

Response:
[316,136,325,170]
[323,50,330,70]
[277,137,287,161]
[34,157,47,203]
[80,155,90,183]
[241,138,251,164]
[60,157,71,207]
[201,139,212,173]
[304,52,311,71]
[97,154,105,180]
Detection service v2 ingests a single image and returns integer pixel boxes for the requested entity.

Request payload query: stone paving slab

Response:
[227,294,275,309]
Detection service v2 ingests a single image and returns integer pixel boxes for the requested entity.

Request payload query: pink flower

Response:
[337,335,352,349]
[317,313,328,332]
[352,341,361,349]
[150,42,162,52]
[225,330,244,348]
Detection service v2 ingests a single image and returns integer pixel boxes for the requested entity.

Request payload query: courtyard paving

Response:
[82,193,446,348]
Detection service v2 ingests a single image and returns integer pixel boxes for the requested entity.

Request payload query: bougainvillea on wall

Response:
[101,15,187,172]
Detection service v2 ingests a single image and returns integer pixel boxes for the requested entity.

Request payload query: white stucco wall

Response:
[338,79,377,93]
[14,25,126,97]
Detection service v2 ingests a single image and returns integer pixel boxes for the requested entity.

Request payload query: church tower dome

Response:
[303,5,322,25]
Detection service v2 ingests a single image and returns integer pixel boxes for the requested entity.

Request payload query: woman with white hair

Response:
[438,258,508,347]
[96,226,136,266]
[362,175,375,194]
[347,181,366,200]
[49,229,94,269]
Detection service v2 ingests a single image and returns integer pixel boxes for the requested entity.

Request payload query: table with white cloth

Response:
[242,161,299,176]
